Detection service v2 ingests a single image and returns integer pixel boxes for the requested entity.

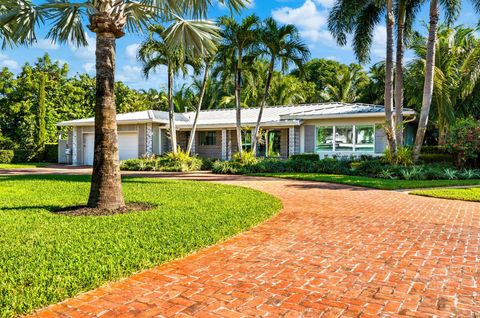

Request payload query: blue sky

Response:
[1,0,478,90]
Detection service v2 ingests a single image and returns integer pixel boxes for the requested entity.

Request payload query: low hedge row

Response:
[212,157,480,181]
[0,144,59,164]
[120,152,212,172]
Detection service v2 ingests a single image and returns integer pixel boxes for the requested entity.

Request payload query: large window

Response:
[199,131,216,146]
[316,126,334,151]
[242,130,252,151]
[316,124,375,152]
[258,130,282,157]
[355,125,375,152]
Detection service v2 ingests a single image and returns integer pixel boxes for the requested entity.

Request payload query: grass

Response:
[0,175,281,317]
[0,162,52,169]
[411,187,480,202]
[253,172,480,190]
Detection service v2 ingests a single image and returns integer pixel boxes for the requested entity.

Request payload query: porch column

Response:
[72,127,78,165]
[146,123,153,155]
[221,129,227,160]
[288,127,295,157]
[227,130,232,160]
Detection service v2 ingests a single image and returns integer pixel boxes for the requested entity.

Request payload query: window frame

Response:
[199,131,217,146]
[315,124,375,153]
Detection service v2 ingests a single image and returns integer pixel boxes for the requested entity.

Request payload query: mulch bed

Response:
[53,203,155,216]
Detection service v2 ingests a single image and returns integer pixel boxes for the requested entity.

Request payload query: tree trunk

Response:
[235,53,243,154]
[87,34,125,210]
[384,0,397,158]
[252,59,275,155]
[413,0,439,162]
[36,72,47,154]
[395,0,406,147]
[187,63,210,155]
[168,68,177,153]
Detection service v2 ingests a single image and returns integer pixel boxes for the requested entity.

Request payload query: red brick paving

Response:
[12,170,480,317]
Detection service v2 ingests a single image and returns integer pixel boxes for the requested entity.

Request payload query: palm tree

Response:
[1,0,245,210]
[320,63,370,103]
[251,18,309,154]
[186,56,215,155]
[217,15,260,154]
[138,25,192,154]
[412,0,461,161]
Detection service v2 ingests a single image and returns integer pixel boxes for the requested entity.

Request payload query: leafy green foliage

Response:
[120,151,203,172]
[0,150,14,164]
[0,175,281,316]
[383,147,413,166]
[289,154,319,162]
[446,118,480,168]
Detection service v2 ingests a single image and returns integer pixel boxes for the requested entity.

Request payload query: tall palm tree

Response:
[217,15,260,154]
[412,0,461,161]
[251,18,309,154]
[186,56,215,155]
[320,63,370,103]
[138,25,191,154]
[1,0,245,210]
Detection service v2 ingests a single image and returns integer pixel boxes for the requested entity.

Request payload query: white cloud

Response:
[34,39,59,50]
[272,0,333,44]
[370,25,386,60]
[125,43,140,60]
[245,0,255,8]
[0,59,19,71]
[313,0,334,8]
[70,32,95,61]
[83,62,95,74]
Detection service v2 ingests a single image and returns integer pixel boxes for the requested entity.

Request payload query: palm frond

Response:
[165,18,219,57]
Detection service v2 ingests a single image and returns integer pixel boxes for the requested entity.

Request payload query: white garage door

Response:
[83,133,94,166]
[118,132,139,160]
[83,132,138,165]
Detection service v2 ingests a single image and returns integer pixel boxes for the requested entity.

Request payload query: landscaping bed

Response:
[0,174,281,317]
[0,162,52,169]
[411,187,480,202]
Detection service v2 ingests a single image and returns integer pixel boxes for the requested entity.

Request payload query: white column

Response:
[227,131,232,160]
[72,127,78,165]
[288,127,295,157]
[158,128,163,155]
[300,125,305,153]
[146,123,153,155]
[221,129,227,160]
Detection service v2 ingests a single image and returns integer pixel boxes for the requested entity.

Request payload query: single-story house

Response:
[57,102,416,165]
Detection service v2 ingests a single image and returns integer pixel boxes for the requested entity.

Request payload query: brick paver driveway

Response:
[10,169,478,317]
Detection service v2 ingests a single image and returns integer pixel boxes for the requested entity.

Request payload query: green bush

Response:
[383,147,413,166]
[212,161,244,174]
[120,151,202,172]
[12,149,36,163]
[419,153,454,164]
[350,159,385,177]
[290,153,319,162]
[421,145,449,154]
[232,151,257,165]
[44,143,58,163]
[0,150,14,164]
[446,118,480,168]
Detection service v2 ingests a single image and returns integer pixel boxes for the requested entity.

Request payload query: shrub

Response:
[383,147,413,166]
[12,149,37,163]
[459,169,480,179]
[290,153,319,162]
[419,153,454,164]
[0,150,14,164]
[447,118,480,168]
[200,158,216,171]
[120,151,202,172]
[350,159,385,177]
[421,145,449,154]
[442,168,458,180]
[232,151,257,165]
[44,143,58,163]
[212,161,244,174]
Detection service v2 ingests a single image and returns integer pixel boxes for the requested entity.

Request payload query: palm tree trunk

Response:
[87,34,125,210]
[235,54,243,154]
[187,63,210,155]
[252,59,275,155]
[395,0,406,147]
[413,0,439,162]
[168,68,177,153]
[385,0,397,158]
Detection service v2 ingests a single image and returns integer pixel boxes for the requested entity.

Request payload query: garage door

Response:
[118,132,139,160]
[83,132,138,165]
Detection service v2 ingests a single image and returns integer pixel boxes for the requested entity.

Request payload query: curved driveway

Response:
[10,169,479,317]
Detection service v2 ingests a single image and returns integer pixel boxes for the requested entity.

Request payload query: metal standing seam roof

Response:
[57,102,415,127]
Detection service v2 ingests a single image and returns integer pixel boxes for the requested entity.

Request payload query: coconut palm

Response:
[320,63,370,103]
[0,0,246,210]
[217,15,260,154]
[138,25,194,154]
[251,18,309,154]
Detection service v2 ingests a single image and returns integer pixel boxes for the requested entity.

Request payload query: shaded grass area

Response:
[411,187,480,202]
[0,162,52,169]
[252,173,480,190]
[0,174,281,317]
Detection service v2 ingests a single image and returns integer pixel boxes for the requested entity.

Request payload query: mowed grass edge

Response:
[411,187,480,202]
[0,174,282,317]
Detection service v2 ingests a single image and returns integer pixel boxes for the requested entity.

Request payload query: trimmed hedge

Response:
[0,150,14,164]
[289,153,319,162]
[44,143,58,163]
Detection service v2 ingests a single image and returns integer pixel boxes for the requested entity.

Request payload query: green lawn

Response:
[0,162,52,169]
[0,175,281,317]
[411,187,480,202]
[253,172,480,190]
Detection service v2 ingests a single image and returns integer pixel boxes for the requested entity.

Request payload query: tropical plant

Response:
[217,14,260,154]
[320,63,370,103]
[1,0,246,209]
[446,118,480,168]
[251,18,309,154]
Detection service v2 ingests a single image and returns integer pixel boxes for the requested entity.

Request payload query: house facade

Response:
[57,103,416,165]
